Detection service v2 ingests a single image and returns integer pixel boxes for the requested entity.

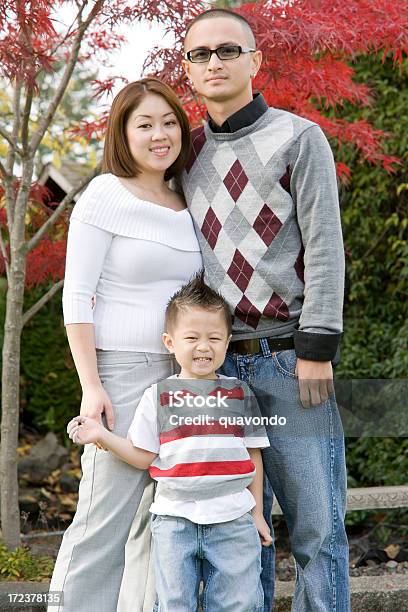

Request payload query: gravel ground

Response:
[23,531,408,582]
[275,556,408,581]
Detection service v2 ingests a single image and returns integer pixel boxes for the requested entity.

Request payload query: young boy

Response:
[67,273,272,611]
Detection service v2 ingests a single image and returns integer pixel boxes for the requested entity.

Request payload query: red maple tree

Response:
[146,0,407,179]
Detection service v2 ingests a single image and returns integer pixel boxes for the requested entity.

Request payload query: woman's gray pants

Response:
[49,351,178,612]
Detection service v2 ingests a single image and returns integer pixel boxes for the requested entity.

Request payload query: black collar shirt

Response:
[207,92,269,134]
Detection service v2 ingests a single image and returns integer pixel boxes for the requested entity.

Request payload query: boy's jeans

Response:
[151,513,264,612]
[220,345,350,612]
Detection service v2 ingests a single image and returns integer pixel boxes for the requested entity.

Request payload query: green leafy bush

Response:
[0,541,54,581]
[331,56,408,521]
[0,284,81,436]
[20,287,81,435]
[333,56,408,381]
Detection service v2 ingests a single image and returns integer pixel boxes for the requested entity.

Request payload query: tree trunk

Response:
[1,162,31,550]
[0,256,26,549]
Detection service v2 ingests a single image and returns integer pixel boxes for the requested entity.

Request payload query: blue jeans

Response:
[151,513,264,611]
[220,344,350,612]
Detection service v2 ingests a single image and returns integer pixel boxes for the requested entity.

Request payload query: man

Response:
[180,8,350,612]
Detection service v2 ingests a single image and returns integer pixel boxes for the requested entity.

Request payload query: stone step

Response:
[1,575,407,611]
[273,574,408,611]
[272,485,408,514]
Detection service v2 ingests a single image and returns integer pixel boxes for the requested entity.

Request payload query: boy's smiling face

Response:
[163,306,231,379]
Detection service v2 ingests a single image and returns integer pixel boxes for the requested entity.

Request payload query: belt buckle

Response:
[242,339,260,354]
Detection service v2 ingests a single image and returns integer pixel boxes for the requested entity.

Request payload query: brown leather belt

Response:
[229,336,294,355]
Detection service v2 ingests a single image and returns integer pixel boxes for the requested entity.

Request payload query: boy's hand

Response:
[67,415,105,446]
[252,511,273,547]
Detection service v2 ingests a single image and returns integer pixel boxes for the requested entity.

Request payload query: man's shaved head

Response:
[184,9,256,49]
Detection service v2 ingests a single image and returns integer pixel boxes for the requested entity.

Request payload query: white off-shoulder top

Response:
[62,173,202,353]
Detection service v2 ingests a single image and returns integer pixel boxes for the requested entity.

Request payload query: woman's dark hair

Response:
[103,78,191,181]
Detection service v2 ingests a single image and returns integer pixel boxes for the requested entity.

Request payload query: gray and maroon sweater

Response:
[181,99,345,361]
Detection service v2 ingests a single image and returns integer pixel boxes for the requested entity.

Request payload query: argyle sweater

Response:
[181,108,344,361]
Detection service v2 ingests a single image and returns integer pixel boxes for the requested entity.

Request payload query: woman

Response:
[49,79,202,612]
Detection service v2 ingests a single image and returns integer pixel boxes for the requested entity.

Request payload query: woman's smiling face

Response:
[125,93,182,176]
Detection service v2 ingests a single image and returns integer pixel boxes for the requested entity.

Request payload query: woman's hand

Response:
[80,383,115,431]
[252,511,273,547]
[68,416,105,446]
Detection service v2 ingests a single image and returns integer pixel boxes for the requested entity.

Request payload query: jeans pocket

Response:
[236,512,260,541]
[235,511,255,524]
[272,349,297,378]
[150,513,163,532]
[254,580,264,611]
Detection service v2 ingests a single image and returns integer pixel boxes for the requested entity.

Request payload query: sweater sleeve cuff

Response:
[294,330,342,362]
[62,293,94,325]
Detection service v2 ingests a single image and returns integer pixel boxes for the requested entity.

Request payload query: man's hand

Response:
[295,358,334,408]
[252,511,273,547]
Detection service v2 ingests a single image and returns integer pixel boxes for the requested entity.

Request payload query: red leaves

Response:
[80,29,126,62]
[0,0,205,84]
[69,113,109,141]
[336,163,351,184]
[25,236,66,288]
[0,207,6,227]
[87,30,125,53]
[91,76,128,100]
[143,46,185,87]
[29,183,52,205]
[240,0,408,58]
[0,0,405,184]
[0,179,68,286]
[154,0,406,175]
[0,1,57,84]
[0,180,51,205]
[98,0,204,30]
[259,55,372,111]
[0,231,67,289]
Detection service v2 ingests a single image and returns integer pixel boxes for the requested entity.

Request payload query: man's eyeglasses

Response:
[184,45,255,64]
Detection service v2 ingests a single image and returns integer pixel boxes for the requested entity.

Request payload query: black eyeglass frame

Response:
[184,45,256,63]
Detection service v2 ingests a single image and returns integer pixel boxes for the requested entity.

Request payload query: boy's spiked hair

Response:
[165,270,232,335]
[184,8,256,48]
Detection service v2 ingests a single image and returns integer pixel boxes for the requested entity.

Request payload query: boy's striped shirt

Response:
[128,375,269,502]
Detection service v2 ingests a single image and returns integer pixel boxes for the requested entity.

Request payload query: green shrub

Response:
[333,56,408,524]
[333,56,408,381]
[0,541,54,581]
[0,284,81,436]
[346,438,408,488]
